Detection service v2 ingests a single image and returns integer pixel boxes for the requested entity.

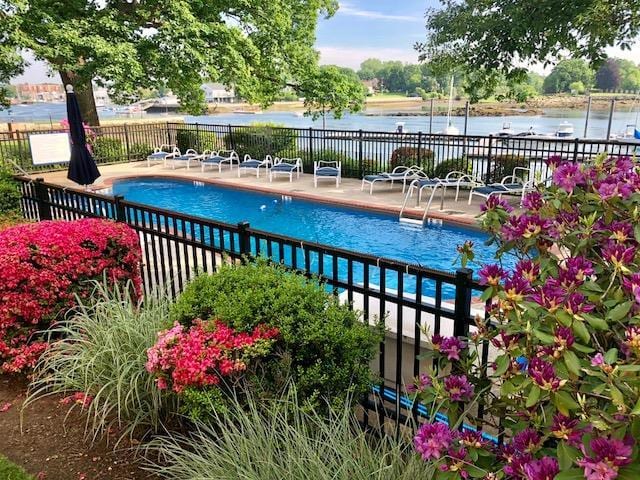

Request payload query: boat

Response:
[493,122,516,137]
[555,121,574,138]
[436,76,460,135]
[395,122,408,134]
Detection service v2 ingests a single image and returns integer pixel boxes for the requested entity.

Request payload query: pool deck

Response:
[34,161,523,227]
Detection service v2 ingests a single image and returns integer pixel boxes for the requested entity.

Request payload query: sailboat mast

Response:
[446,76,454,126]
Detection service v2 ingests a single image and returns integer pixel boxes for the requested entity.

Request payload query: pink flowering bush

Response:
[0,219,141,372]
[60,118,96,154]
[146,319,279,419]
[410,155,640,479]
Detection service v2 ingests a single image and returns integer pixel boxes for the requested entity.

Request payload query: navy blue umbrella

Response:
[66,85,100,186]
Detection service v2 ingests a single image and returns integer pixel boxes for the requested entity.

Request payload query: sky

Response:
[10,0,640,84]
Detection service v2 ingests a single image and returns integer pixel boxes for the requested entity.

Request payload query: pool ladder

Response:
[398,182,443,226]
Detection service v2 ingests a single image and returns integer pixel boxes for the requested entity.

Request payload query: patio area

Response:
[34,161,523,227]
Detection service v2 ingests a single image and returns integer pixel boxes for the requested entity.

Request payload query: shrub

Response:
[224,123,298,160]
[169,261,381,411]
[129,142,154,160]
[92,136,124,163]
[176,130,223,153]
[390,146,434,171]
[432,158,472,178]
[0,165,21,215]
[488,154,529,183]
[27,281,176,442]
[408,154,640,478]
[144,386,425,480]
[0,219,142,373]
[0,139,31,169]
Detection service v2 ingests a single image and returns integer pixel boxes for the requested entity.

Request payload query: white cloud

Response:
[337,2,422,22]
[318,45,419,69]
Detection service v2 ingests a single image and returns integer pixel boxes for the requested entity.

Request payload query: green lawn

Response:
[0,455,33,480]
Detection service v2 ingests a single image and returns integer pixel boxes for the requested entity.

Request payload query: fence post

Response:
[572,137,580,163]
[195,122,200,151]
[308,127,314,165]
[166,122,172,146]
[417,131,423,169]
[237,221,251,260]
[113,195,127,222]
[228,124,236,150]
[453,268,473,337]
[34,178,52,221]
[358,129,364,177]
[485,135,493,182]
[124,123,131,161]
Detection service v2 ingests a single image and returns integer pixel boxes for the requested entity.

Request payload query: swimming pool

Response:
[111,177,505,277]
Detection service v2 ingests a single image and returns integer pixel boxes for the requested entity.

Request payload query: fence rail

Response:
[16,176,499,437]
[3,121,640,184]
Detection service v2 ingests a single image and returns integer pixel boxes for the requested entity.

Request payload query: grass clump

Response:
[0,455,33,480]
[27,281,177,442]
[145,386,424,480]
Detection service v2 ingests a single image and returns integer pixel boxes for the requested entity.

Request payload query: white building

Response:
[201,83,236,103]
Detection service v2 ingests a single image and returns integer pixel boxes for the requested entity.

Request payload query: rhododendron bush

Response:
[0,219,141,372]
[410,155,640,479]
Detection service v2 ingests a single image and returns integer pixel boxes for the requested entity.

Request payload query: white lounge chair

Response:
[201,150,240,172]
[468,167,533,205]
[361,165,427,195]
[166,148,205,170]
[269,157,303,182]
[238,154,273,178]
[147,144,179,167]
[314,160,341,188]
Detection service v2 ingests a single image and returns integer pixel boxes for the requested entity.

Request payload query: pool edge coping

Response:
[98,173,483,230]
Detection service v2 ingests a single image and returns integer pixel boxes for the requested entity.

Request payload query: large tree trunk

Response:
[59,71,100,126]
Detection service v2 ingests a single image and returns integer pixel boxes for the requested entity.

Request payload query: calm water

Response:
[2,102,638,139]
[111,177,511,295]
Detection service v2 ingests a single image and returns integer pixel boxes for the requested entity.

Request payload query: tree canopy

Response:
[543,59,595,94]
[595,59,622,90]
[419,0,640,95]
[0,0,364,125]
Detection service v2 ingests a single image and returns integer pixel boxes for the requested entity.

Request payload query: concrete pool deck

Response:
[34,161,523,226]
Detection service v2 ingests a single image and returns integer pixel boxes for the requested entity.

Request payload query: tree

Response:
[357,58,384,81]
[595,59,622,90]
[419,0,640,96]
[0,0,361,125]
[542,59,594,94]
[615,59,640,91]
[569,81,586,94]
[300,65,366,128]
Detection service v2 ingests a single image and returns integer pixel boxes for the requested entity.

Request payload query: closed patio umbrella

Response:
[66,84,100,186]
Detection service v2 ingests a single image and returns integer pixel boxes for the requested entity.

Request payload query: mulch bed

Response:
[0,375,159,480]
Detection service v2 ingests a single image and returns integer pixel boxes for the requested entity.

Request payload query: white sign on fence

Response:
[28,132,71,166]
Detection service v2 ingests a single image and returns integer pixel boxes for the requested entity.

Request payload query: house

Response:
[201,83,237,103]
[361,79,380,95]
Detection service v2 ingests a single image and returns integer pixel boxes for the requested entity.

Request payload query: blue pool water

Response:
[112,178,505,295]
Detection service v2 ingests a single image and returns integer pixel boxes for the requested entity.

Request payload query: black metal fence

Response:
[3,121,639,184]
[16,176,497,438]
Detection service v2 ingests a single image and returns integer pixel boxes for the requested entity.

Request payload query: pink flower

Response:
[623,326,640,358]
[515,259,540,284]
[481,196,514,213]
[440,337,467,361]
[577,436,634,480]
[0,402,12,412]
[414,422,455,461]
[590,353,605,367]
[512,428,542,454]
[551,414,583,446]
[522,457,559,480]
[522,191,544,212]
[602,242,636,269]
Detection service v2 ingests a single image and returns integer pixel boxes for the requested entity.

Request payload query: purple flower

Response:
[545,155,564,170]
[444,375,475,402]
[440,336,467,361]
[553,161,585,193]
[504,274,533,302]
[565,292,595,316]
[597,180,635,200]
[459,430,488,449]
[604,221,635,244]
[529,358,566,391]
[414,422,455,461]
[554,326,575,351]
[522,457,559,480]
[551,414,583,446]
[512,428,542,454]
[602,241,636,268]
[503,451,533,478]
[577,436,634,480]
[516,259,540,284]
[522,191,544,212]
[491,331,521,350]
[481,195,514,213]
[563,256,595,281]
[529,282,565,312]
[479,264,507,286]
[622,273,640,305]
[439,447,470,479]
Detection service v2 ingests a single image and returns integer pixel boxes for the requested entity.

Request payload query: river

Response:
[1,102,638,139]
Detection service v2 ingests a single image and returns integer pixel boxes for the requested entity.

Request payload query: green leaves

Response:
[526,385,541,407]
[606,301,633,323]
[557,441,580,470]
[563,350,582,377]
